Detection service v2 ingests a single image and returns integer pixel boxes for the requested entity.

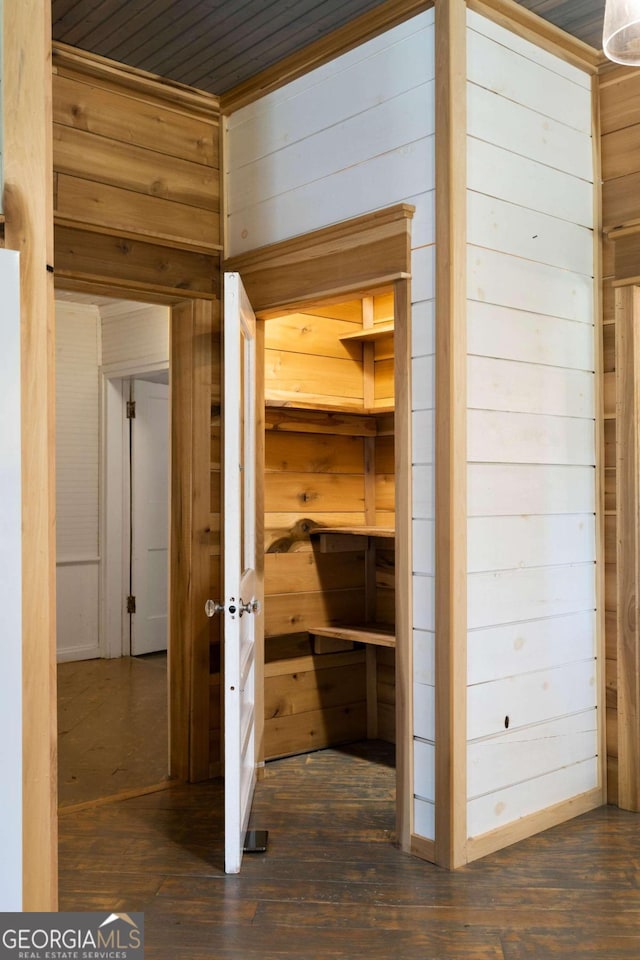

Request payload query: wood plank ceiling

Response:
[52,0,606,96]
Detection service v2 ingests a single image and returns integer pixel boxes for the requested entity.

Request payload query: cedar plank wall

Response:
[263,303,392,759]
[51,47,223,777]
[599,67,640,805]
[52,44,221,299]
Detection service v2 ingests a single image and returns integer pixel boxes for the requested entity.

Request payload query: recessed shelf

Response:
[339,321,394,344]
[308,624,395,648]
[314,526,395,538]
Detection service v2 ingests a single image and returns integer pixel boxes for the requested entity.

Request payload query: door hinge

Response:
[126,400,136,419]
[127,595,137,615]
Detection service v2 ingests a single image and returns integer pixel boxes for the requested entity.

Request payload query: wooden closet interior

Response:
[260,287,398,762]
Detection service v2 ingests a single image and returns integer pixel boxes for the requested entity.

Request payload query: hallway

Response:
[57,653,168,807]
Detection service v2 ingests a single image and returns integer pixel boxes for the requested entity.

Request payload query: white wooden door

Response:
[221,272,261,874]
[130,378,170,656]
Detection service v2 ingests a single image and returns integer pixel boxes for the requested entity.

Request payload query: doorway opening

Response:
[258,284,401,831]
[55,292,171,809]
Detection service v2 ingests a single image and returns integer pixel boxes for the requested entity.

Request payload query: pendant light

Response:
[603,0,640,64]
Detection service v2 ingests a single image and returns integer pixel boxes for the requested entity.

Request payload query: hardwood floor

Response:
[59,740,640,959]
[57,653,169,807]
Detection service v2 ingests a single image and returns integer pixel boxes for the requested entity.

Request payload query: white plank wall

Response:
[465,9,597,840]
[101,301,169,372]
[55,300,101,661]
[226,10,437,841]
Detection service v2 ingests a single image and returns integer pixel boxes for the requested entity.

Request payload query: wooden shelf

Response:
[265,398,394,417]
[339,321,394,344]
[309,624,395,648]
[315,525,394,538]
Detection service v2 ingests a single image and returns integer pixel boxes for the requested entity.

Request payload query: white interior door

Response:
[130,377,170,656]
[222,272,260,874]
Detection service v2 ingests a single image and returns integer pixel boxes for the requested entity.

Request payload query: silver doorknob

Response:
[205,599,224,617]
[238,598,261,617]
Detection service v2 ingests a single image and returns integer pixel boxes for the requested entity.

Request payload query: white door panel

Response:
[221,272,261,874]
[131,378,169,656]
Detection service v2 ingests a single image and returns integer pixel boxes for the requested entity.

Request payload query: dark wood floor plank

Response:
[59,742,640,960]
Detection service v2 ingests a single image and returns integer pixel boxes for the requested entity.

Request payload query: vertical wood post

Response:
[434,0,468,869]
[615,284,640,811]
[3,0,58,910]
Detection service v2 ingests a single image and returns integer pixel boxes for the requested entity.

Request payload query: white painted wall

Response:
[101,301,170,373]
[0,250,22,909]
[226,9,437,841]
[465,9,597,839]
[55,300,101,661]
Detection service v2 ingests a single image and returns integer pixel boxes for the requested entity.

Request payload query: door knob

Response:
[205,599,224,617]
[238,598,261,617]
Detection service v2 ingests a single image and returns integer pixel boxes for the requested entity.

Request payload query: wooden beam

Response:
[434,0,468,870]
[3,0,57,910]
[615,285,640,812]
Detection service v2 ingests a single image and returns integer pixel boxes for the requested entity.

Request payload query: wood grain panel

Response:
[265,662,366,719]
[225,205,414,310]
[265,431,364,474]
[265,589,366,637]
[265,312,361,358]
[265,349,364,407]
[603,173,640,231]
[265,473,365,513]
[614,232,640,280]
[602,124,640,182]
[53,71,218,165]
[53,123,218,211]
[265,702,367,760]
[600,72,640,136]
[56,174,220,252]
[6,0,57,911]
[615,285,640,811]
[265,407,376,436]
[55,224,219,297]
[265,551,366,595]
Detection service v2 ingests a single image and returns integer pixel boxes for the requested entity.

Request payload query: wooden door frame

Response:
[55,282,216,787]
[225,203,415,849]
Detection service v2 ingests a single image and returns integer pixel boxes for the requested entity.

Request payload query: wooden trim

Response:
[467,0,600,71]
[52,42,220,118]
[466,787,603,862]
[170,299,216,783]
[592,75,608,806]
[615,285,640,811]
[54,269,218,305]
[607,220,640,242]
[53,214,223,257]
[4,0,58,911]
[410,834,436,862]
[434,0,468,871]
[220,0,435,114]
[394,277,413,852]
[225,206,414,311]
[254,319,266,769]
[58,780,174,815]
[227,205,414,270]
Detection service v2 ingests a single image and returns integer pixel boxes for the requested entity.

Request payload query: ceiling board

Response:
[52,0,606,97]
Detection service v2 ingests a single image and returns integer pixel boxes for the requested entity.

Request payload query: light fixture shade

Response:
[603,0,640,64]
